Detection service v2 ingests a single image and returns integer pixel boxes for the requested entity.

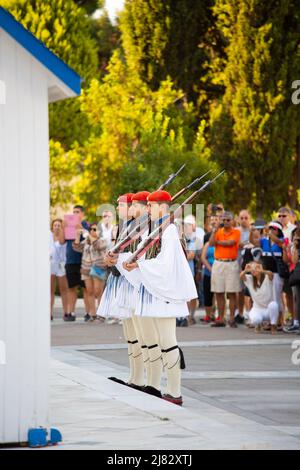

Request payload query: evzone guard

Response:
[98,172,224,405]
[97,192,139,386]
[115,190,197,405]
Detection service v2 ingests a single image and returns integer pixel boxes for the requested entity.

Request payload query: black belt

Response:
[216,258,237,262]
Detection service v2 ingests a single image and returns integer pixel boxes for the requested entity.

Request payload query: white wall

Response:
[0,29,50,444]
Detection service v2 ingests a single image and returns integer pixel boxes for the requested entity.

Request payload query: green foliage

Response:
[3,0,99,148]
[120,0,214,104]
[91,10,121,75]
[68,52,220,219]
[209,0,300,217]
[3,0,299,217]
[73,0,104,15]
[49,140,80,210]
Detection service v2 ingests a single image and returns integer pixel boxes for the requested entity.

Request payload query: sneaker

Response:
[162,394,183,406]
[181,318,188,327]
[229,320,238,328]
[283,324,300,333]
[89,315,100,322]
[106,317,119,325]
[68,313,76,322]
[254,324,262,334]
[271,325,277,335]
[84,313,91,322]
[210,319,226,328]
[235,314,244,324]
[63,314,71,322]
[200,315,214,323]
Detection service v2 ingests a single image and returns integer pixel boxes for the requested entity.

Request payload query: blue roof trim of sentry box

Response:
[0,7,81,96]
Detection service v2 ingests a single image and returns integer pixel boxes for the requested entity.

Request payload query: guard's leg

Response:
[139,317,162,396]
[125,317,144,387]
[155,317,184,405]
[108,318,134,385]
[122,319,134,384]
[132,314,150,384]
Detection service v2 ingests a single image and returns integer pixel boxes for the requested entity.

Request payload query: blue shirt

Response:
[66,220,90,265]
[260,236,283,273]
[186,237,196,276]
[204,245,215,277]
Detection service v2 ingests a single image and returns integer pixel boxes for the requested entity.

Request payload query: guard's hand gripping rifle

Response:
[125,170,225,264]
[111,170,212,255]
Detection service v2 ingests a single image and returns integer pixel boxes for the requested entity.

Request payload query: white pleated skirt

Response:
[115,276,139,313]
[135,285,189,318]
[97,272,133,319]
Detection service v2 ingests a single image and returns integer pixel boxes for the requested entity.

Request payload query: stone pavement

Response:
[48,303,300,450]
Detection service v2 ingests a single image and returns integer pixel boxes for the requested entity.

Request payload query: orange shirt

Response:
[214,228,241,260]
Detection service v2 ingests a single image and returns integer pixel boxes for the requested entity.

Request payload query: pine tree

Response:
[120,0,214,104]
[209,0,300,216]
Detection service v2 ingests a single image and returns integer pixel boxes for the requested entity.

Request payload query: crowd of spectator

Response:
[50,202,300,335]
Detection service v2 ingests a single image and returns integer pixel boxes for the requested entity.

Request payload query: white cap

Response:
[184,214,196,225]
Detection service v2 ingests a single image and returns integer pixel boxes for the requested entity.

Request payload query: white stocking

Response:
[155,317,182,398]
[139,317,162,391]
[125,318,144,386]
[122,319,134,384]
[132,314,149,384]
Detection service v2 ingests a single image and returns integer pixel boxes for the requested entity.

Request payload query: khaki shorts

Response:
[211,260,241,293]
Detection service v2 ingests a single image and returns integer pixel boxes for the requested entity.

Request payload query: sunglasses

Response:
[278,214,287,218]
[90,227,97,232]
[222,218,232,222]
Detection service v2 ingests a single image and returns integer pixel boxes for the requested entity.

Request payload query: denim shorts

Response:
[90,265,107,281]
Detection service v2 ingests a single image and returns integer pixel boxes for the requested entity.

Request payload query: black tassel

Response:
[179,347,186,370]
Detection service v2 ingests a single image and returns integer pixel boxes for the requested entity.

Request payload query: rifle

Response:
[171,170,212,201]
[125,170,225,263]
[114,163,186,244]
[158,163,186,190]
[111,170,212,254]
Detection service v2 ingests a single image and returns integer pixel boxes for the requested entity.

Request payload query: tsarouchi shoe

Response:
[143,385,162,398]
[162,394,183,406]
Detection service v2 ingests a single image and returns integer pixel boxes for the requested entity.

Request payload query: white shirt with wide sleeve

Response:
[137,223,197,303]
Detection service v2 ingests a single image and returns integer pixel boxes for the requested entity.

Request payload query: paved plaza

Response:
[47,301,300,450]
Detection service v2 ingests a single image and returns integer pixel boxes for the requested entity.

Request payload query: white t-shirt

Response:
[50,232,66,265]
[195,227,204,251]
[283,222,296,242]
[244,274,273,309]
[100,223,113,248]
